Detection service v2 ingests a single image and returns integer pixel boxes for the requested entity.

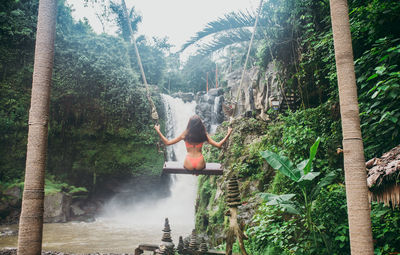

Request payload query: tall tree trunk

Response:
[329,0,374,254]
[17,0,57,254]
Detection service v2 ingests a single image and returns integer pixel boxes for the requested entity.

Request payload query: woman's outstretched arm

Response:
[154,124,185,145]
[207,127,232,148]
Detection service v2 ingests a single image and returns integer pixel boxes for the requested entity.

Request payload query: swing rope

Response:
[231,0,264,120]
[121,0,159,122]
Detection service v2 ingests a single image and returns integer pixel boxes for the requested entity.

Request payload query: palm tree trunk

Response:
[329,0,374,254]
[17,0,57,254]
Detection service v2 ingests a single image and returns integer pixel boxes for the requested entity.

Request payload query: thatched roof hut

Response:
[366,145,400,208]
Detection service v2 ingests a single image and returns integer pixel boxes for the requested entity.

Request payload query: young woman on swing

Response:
[154,115,232,170]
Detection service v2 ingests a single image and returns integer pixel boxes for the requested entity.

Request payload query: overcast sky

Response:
[66,0,259,52]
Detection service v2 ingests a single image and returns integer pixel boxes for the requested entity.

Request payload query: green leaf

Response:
[368,85,378,95]
[378,55,389,63]
[278,203,301,215]
[375,66,386,75]
[379,112,390,123]
[372,208,387,218]
[367,73,378,81]
[261,193,300,215]
[335,236,346,242]
[262,193,296,203]
[389,116,398,123]
[304,137,320,174]
[296,159,309,176]
[297,172,320,183]
[260,150,298,181]
[370,101,381,109]
[389,90,399,99]
[311,171,337,199]
[371,90,380,99]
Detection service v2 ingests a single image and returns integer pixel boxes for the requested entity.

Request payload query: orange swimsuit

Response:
[185,141,204,169]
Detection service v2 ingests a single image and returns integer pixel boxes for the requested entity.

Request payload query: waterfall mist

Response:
[0,94,224,253]
[100,94,197,241]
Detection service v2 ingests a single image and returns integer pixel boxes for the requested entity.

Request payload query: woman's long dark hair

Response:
[184,115,207,144]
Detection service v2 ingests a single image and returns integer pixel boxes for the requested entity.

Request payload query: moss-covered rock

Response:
[196,117,273,246]
[44,192,72,223]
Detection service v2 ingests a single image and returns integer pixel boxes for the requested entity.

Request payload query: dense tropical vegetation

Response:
[195,0,400,254]
[0,0,169,194]
[0,0,226,192]
[1,0,400,254]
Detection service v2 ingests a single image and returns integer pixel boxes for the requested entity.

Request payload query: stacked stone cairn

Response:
[226,175,241,208]
[200,237,208,252]
[156,218,175,255]
[177,236,184,254]
[189,229,198,251]
[183,237,190,250]
[177,232,211,254]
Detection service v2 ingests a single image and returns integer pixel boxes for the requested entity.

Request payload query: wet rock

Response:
[0,201,8,212]
[81,201,98,215]
[44,192,71,223]
[208,88,223,96]
[0,186,22,224]
[70,202,85,216]
[3,210,20,225]
[226,64,287,120]
[84,216,96,223]
[0,249,17,255]
[3,187,21,207]
[68,200,97,222]
[196,103,210,114]
[0,228,18,237]
[206,95,215,104]
[238,196,263,226]
[195,92,225,133]
[171,92,194,102]
[181,93,194,102]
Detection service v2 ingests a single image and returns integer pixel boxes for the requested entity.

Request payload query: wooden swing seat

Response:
[162,161,223,175]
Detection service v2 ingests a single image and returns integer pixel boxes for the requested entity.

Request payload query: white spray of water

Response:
[210,95,222,134]
[0,95,201,253]
[100,94,198,242]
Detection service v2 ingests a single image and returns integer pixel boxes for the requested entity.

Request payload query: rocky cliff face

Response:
[225,63,292,120]
[44,192,72,223]
[195,89,225,133]
[0,187,97,224]
[0,186,21,224]
[170,63,287,130]
[170,90,225,133]
[195,117,275,246]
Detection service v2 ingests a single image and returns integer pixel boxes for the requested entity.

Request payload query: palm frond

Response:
[180,10,258,52]
[195,28,264,56]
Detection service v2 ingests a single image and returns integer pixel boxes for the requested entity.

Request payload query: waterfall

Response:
[158,94,198,226]
[210,95,223,134]
[0,95,201,253]
[99,94,197,244]
[0,94,221,253]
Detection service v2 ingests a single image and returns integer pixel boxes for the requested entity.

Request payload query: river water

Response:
[0,95,198,253]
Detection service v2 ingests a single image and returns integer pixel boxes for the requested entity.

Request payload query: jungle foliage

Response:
[0,0,219,198]
[1,0,400,253]
[196,0,400,254]
[0,0,166,192]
